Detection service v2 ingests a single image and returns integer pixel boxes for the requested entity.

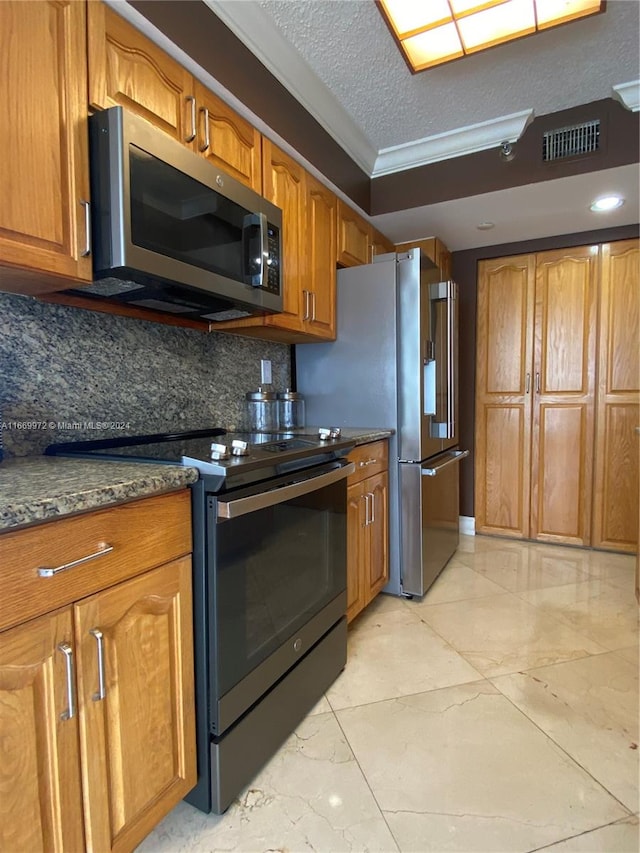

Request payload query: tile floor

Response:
[138,535,639,853]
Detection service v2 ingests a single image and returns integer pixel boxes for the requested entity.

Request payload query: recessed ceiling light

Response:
[476,221,495,230]
[590,195,625,212]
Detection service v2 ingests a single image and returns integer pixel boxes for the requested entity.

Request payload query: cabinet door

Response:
[371,229,395,258]
[365,471,389,603]
[337,201,371,267]
[592,239,639,552]
[0,0,91,285]
[0,608,85,853]
[75,558,196,853]
[475,256,535,537]
[346,482,367,623]
[530,246,597,546]
[88,3,195,146]
[307,173,337,340]
[194,82,262,191]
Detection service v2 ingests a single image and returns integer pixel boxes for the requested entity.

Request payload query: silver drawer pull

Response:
[358,458,377,467]
[368,492,375,524]
[38,542,113,577]
[90,629,106,701]
[57,643,75,721]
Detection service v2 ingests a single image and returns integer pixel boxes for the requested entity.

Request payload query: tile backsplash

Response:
[0,293,290,457]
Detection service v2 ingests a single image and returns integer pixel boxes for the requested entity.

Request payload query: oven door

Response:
[208,460,353,734]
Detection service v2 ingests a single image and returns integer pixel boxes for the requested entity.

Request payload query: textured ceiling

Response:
[250,0,638,151]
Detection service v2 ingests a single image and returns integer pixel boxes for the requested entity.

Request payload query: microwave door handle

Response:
[258,212,268,288]
[242,212,268,288]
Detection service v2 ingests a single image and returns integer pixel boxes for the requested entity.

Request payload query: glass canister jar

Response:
[245,387,278,433]
[277,389,306,431]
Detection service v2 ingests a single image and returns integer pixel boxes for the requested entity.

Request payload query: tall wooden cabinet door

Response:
[475,255,535,537]
[307,173,337,340]
[0,608,85,853]
[365,472,390,602]
[0,0,91,283]
[346,483,366,623]
[75,558,196,853]
[337,200,371,267]
[592,239,639,553]
[88,3,195,146]
[530,246,598,546]
[194,82,262,191]
[261,140,306,333]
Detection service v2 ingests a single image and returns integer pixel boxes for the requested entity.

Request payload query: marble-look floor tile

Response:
[493,651,639,810]
[538,815,639,852]
[615,644,639,666]
[327,606,482,710]
[137,712,398,853]
[356,590,409,617]
[519,577,639,651]
[336,682,629,853]
[584,549,636,583]
[418,590,606,677]
[414,561,507,606]
[307,694,332,715]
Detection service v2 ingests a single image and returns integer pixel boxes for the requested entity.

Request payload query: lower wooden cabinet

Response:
[0,492,196,853]
[346,441,389,623]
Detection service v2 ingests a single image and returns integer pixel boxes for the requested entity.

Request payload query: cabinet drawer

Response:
[0,490,191,631]
[348,440,388,485]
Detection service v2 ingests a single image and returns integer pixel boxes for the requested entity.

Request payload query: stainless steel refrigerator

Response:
[295,249,469,598]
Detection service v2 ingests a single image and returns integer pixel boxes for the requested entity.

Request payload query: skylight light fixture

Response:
[378,0,605,73]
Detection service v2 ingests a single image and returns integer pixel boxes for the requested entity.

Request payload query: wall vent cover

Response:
[542,119,600,162]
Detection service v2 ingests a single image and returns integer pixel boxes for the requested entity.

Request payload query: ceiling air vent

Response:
[542,119,600,162]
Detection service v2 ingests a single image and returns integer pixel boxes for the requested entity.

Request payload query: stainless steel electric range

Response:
[46,428,355,814]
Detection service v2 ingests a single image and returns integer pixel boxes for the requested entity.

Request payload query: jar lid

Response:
[246,386,277,401]
[276,388,304,401]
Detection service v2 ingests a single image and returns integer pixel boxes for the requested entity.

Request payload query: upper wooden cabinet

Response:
[306,172,337,339]
[0,0,92,293]
[371,229,395,258]
[337,200,371,267]
[88,3,261,191]
[396,236,452,279]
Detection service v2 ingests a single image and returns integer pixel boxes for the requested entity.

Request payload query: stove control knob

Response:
[318,428,331,441]
[329,427,341,439]
[231,439,249,456]
[211,442,230,460]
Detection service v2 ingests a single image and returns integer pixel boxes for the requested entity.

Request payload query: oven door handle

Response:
[217,462,355,520]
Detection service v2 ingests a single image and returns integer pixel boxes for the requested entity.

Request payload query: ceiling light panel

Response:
[378,0,605,72]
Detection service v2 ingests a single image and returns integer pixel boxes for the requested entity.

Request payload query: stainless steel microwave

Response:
[63,106,282,322]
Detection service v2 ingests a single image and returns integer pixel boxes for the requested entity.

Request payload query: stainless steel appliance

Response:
[62,107,283,322]
[46,429,354,814]
[295,249,469,597]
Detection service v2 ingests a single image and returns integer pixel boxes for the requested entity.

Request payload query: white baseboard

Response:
[459,516,476,535]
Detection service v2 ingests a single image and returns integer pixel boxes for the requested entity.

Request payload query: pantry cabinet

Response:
[476,240,638,552]
[88,3,261,190]
[591,239,639,553]
[346,441,389,623]
[0,491,196,853]
[0,0,92,293]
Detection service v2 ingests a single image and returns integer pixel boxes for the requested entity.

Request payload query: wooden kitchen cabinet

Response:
[592,239,639,553]
[305,171,337,338]
[0,0,92,293]
[337,200,371,267]
[346,441,389,623]
[371,229,395,258]
[88,3,261,190]
[396,236,452,279]
[476,245,599,547]
[0,491,196,853]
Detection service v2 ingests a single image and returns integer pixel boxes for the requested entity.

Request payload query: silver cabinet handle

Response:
[57,643,75,721]
[79,199,91,257]
[185,95,197,142]
[311,292,316,322]
[368,492,375,525]
[363,493,371,526]
[90,629,106,701]
[302,289,310,321]
[199,107,210,152]
[358,458,377,467]
[535,372,540,393]
[525,372,530,394]
[38,542,113,577]
[422,449,470,476]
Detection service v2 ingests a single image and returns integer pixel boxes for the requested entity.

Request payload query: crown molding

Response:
[372,110,535,177]
[612,80,640,111]
[203,0,378,175]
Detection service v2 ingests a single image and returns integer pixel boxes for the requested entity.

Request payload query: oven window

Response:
[213,478,346,699]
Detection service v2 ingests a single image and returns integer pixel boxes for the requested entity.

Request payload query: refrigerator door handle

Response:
[429,281,456,440]
[422,449,469,476]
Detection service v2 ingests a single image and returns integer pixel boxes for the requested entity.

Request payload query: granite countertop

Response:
[0,428,393,533]
[0,457,199,533]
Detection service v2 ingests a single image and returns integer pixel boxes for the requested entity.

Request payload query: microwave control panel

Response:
[265,224,281,295]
